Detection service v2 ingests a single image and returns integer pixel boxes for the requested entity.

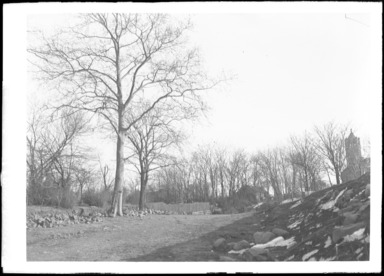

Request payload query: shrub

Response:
[82,189,111,208]
[27,184,78,209]
[215,186,265,214]
[125,190,140,205]
[59,189,78,209]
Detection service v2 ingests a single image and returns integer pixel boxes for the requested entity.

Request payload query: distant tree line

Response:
[26,100,367,212]
[125,121,368,212]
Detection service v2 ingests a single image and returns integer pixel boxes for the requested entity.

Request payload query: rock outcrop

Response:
[212,173,370,262]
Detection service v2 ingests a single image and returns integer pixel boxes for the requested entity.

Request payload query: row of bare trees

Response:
[26,106,91,207]
[27,100,357,210]
[140,122,354,206]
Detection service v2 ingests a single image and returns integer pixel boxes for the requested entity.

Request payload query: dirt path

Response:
[27,212,252,261]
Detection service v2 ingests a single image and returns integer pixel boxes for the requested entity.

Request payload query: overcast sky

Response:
[187,13,372,152]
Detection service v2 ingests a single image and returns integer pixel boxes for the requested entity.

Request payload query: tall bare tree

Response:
[98,156,114,192]
[259,148,283,201]
[286,147,300,197]
[314,121,348,185]
[215,147,228,198]
[290,132,314,192]
[28,14,218,216]
[125,103,186,210]
[74,165,94,203]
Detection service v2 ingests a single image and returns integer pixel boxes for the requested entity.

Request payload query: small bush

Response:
[125,190,140,205]
[60,189,78,209]
[82,189,111,208]
[215,186,264,214]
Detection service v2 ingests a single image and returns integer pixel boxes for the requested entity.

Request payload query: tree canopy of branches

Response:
[290,132,321,192]
[314,121,348,185]
[125,103,186,210]
[28,13,217,216]
[27,106,89,207]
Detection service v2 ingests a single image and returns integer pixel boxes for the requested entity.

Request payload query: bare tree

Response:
[125,104,186,210]
[259,148,283,201]
[28,14,218,216]
[215,147,228,198]
[286,147,301,197]
[74,164,94,204]
[277,147,291,196]
[290,132,314,192]
[314,121,348,185]
[98,156,114,192]
[249,153,271,201]
[226,150,247,196]
[27,106,89,206]
[190,150,210,201]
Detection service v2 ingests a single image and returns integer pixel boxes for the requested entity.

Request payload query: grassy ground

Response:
[27,212,251,261]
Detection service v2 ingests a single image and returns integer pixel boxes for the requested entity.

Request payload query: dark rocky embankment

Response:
[212,173,370,261]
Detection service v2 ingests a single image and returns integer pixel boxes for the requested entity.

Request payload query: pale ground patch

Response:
[280,198,300,205]
[341,228,366,243]
[324,236,332,248]
[228,249,248,255]
[252,236,296,249]
[302,249,319,261]
[319,256,337,261]
[252,202,264,209]
[290,200,302,209]
[319,188,347,210]
[287,218,303,229]
[284,255,295,261]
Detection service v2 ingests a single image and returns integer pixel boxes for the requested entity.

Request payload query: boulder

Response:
[346,189,354,196]
[248,247,269,257]
[254,254,269,261]
[342,213,359,226]
[79,208,90,217]
[233,240,250,251]
[343,189,354,201]
[338,205,358,215]
[241,250,254,261]
[272,228,289,238]
[213,238,227,250]
[253,231,276,244]
[357,202,370,214]
[241,249,270,261]
[335,195,348,208]
[227,242,236,250]
[219,256,237,262]
[332,222,366,243]
[365,184,370,197]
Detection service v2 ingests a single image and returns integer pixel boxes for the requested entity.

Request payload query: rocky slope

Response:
[212,173,370,261]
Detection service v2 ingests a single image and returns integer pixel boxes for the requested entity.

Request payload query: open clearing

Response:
[27,212,252,261]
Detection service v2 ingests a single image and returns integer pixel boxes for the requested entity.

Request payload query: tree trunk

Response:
[335,169,341,185]
[138,172,147,210]
[271,179,282,202]
[111,131,124,217]
[220,170,225,198]
[79,186,83,203]
[291,166,296,200]
[304,168,309,192]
